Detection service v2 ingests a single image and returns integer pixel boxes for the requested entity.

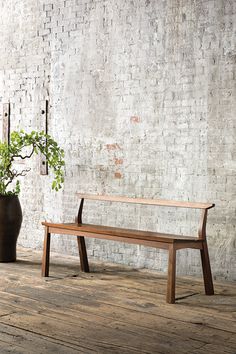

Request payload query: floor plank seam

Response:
[0,320,97,352]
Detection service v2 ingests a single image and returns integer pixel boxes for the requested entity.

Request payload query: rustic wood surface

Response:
[2,103,10,144]
[0,247,235,353]
[40,99,49,175]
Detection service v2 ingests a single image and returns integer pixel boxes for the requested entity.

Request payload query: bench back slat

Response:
[77,193,214,210]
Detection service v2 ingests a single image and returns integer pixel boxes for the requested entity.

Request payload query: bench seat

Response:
[42,222,201,247]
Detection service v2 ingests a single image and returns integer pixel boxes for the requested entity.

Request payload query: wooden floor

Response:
[0,248,235,354]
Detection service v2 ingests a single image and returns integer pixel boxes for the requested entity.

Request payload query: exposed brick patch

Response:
[106,143,121,151]
[114,158,123,165]
[130,116,141,123]
[114,172,122,179]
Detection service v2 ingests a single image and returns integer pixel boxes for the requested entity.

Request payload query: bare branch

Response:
[4,168,31,188]
[11,146,35,161]
[14,168,31,177]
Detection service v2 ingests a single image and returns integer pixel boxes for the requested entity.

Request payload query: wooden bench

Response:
[41,194,215,304]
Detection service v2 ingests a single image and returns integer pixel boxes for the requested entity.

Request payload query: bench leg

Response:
[77,236,90,272]
[166,244,176,304]
[42,227,51,277]
[200,241,214,295]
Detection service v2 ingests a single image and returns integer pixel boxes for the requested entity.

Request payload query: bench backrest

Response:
[77,193,215,239]
[77,193,214,210]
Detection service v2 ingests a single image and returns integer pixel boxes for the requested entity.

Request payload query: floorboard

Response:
[0,247,235,353]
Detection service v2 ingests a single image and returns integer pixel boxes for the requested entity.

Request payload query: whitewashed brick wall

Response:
[0,0,235,280]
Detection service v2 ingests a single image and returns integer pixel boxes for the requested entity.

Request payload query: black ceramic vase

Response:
[0,195,22,262]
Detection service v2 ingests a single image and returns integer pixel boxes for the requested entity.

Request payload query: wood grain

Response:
[0,247,235,354]
[77,236,89,273]
[2,103,10,143]
[41,227,50,277]
[42,222,201,243]
[166,244,176,304]
[77,193,215,209]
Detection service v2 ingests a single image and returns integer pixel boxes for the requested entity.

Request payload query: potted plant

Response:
[0,130,65,262]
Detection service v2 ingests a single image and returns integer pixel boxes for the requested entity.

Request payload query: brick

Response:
[0,0,235,280]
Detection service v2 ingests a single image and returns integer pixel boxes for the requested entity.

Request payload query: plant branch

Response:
[4,168,31,188]
[0,130,64,195]
[10,145,35,161]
